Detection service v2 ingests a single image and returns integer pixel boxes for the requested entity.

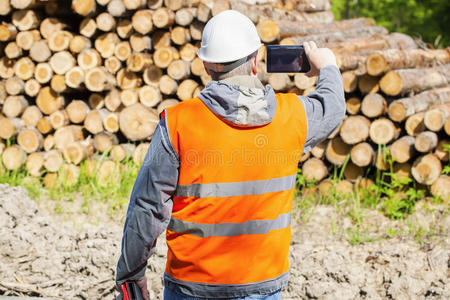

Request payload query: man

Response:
[116,10,345,300]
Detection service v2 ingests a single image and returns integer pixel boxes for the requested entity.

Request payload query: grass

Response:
[0,156,140,217]
[293,144,449,245]
[0,142,448,244]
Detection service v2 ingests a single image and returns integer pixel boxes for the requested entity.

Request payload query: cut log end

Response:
[412,154,442,185]
[379,71,403,96]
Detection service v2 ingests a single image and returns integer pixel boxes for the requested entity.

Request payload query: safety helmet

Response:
[197,10,262,64]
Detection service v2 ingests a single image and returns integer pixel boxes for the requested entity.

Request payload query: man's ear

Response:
[252,56,258,75]
[203,61,210,75]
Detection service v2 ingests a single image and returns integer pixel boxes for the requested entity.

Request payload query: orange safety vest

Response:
[164,93,307,285]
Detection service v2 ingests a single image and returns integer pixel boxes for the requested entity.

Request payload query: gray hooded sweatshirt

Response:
[116,65,345,297]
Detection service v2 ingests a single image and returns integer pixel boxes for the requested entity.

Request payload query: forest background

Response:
[331,0,449,48]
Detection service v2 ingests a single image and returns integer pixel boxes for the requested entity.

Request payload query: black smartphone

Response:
[266,45,310,73]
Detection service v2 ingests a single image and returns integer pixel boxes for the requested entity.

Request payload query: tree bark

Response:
[288,26,388,46]
[379,64,450,96]
[388,87,450,122]
[257,18,373,43]
[367,48,450,76]
[230,0,333,24]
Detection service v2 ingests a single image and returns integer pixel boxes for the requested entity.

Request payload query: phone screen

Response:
[266,45,311,73]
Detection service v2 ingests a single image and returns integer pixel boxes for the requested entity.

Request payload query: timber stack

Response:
[0,0,448,200]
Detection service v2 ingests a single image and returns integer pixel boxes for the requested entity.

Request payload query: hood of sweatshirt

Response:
[198,75,277,128]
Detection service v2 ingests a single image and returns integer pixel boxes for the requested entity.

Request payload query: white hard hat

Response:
[198,10,262,64]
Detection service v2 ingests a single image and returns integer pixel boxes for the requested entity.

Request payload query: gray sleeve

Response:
[116,115,179,284]
[299,65,346,154]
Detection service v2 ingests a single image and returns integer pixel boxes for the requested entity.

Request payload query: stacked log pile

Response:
[0,0,448,199]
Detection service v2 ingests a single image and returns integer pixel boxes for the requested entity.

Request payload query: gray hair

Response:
[206,51,258,81]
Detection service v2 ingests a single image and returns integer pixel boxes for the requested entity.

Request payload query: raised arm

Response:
[116,116,179,289]
[298,41,346,154]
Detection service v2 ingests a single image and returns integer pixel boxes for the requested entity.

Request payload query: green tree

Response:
[331,0,450,48]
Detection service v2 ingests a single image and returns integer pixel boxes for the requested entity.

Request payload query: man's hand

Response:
[136,278,149,300]
[115,278,149,300]
[303,41,337,77]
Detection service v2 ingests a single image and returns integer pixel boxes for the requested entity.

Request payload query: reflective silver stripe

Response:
[168,212,291,237]
[175,174,296,198]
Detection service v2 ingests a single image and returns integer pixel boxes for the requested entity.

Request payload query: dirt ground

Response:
[0,183,448,299]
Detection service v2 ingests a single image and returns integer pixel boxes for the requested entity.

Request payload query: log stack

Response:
[0,0,448,200]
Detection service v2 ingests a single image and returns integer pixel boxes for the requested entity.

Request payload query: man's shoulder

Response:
[167,97,202,112]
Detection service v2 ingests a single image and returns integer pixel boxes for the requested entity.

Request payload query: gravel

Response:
[0,184,448,299]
